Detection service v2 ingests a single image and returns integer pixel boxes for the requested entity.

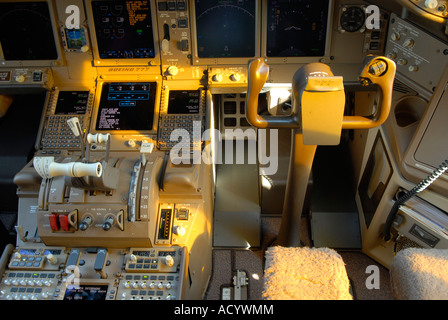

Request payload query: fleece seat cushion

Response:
[262,246,352,300]
[390,248,448,300]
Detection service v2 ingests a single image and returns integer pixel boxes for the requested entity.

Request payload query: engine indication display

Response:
[195,0,256,58]
[91,0,155,59]
[266,0,329,57]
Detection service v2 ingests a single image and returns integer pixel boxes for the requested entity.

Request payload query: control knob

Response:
[212,73,223,82]
[164,255,174,267]
[173,225,186,236]
[166,66,179,76]
[386,52,397,59]
[15,75,26,83]
[391,32,400,41]
[230,73,241,82]
[425,0,439,9]
[403,38,415,48]
[46,253,58,265]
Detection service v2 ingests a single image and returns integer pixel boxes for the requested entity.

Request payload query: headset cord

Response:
[383,159,448,241]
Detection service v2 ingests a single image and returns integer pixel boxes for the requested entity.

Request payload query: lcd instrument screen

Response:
[91,0,155,59]
[64,284,108,300]
[96,82,156,131]
[0,2,58,60]
[55,91,89,115]
[195,0,256,58]
[167,90,200,114]
[266,0,329,57]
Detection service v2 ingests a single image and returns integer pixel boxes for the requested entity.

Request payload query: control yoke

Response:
[245,56,396,247]
[246,55,396,131]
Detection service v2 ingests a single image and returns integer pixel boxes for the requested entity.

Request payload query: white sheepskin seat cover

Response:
[390,248,448,300]
[262,246,352,300]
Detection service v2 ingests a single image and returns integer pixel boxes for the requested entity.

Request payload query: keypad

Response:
[158,114,202,149]
[41,115,84,149]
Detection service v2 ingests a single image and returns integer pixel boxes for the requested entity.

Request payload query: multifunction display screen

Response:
[266,0,329,57]
[0,2,58,60]
[55,91,89,115]
[96,82,156,131]
[64,284,108,300]
[195,0,256,58]
[91,0,155,59]
[167,90,200,114]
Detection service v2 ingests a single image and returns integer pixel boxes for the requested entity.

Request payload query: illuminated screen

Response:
[266,0,329,57]
[96,82,156,131]
[0,2,58,60]
[195,0,256,58]
[91,0,155,59]
[65,28,87,50]
[55,91,89,115]
[168,90,200,114]
[64,284,108,300]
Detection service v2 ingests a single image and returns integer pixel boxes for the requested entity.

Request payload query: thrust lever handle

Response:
[33,156,103,179]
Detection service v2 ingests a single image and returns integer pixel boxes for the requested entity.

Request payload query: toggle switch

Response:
[49,214,59,231]
[59,215,70,231]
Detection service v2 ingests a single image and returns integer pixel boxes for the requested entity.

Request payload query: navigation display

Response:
[266,0,329,57]
[55,91,89,115]
[0,2,58,61]
[195,0,256,58]
[91,0,155,59]
[96,82,157,131]
[167,90,200,114]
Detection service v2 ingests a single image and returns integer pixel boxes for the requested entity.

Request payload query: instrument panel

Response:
[0,0,422,301]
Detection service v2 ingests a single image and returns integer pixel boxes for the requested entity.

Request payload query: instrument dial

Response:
[340,6,366,32]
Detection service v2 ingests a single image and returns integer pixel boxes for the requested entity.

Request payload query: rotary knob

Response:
[425,0,438,9]
[166,66,179,76]
[403,38,415,48]
[164,255,174,267]
[212,73,223,82]
[174,225,186,236]
[386,52,397,59]
[391,32,400,41]
[230,73,241,82]
[15,75,26,83]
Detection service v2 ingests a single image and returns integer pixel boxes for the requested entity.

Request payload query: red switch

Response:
[59,215,70,231]
[49,214,59,231]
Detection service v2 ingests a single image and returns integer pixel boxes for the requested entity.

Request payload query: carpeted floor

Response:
[205,215,394,300]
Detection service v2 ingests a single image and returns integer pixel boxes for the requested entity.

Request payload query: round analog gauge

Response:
[340,6,366,32]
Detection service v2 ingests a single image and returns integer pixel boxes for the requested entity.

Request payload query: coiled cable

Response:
[383,159,448,241]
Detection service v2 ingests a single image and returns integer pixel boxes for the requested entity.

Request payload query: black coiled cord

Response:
[383,159,448,241]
